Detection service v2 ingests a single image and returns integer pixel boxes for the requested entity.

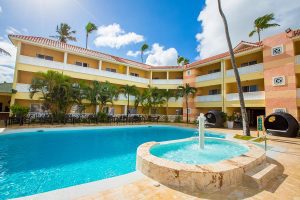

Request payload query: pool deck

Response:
[2,124,300,200]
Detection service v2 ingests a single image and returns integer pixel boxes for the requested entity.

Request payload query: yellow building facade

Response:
[4,28,300,123]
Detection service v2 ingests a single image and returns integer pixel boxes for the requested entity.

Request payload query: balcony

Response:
[226,63,263,77]
[118,94,136,101]
[195,94,222,102]
[296,55,300,65]
[151,79,183,85]
[18,55,150,84]
[226,91,265,101]
[195,72,222,82]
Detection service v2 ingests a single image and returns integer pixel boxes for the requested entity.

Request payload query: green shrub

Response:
[97,112,108,122]
[164,115,169,122]
[10,104,29,118]
[174,115,182,123]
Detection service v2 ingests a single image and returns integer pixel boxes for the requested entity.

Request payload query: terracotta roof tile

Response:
[188,41,263,68]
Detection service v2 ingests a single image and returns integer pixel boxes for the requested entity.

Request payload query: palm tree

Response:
[0,48,11,56]
[177,56,189,66]
[120,84,139,117]
[249,13,280,42]
[85,22,97,48]
[218,0,250,136]
[140,43,149,63]
[161,89,175,117]
[177,84,196,123]
[51,23,77,43]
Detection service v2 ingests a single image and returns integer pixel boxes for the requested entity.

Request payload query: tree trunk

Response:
[258,29,261,43]
[217,0,250,136]
[127,94,130,118]
[86,33,88,49]
[141,52,143,63]
[186,96,189,124]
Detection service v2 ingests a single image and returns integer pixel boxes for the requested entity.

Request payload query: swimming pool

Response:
[0,125,225,199]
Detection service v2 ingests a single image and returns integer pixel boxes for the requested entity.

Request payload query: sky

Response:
[0,0,300,83]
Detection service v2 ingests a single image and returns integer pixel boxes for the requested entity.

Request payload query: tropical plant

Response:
[177,56,189,66]
[10,104,29,118]
[70,81,89,113]
[140,86,165,115]
[29,70,75,119]
[51,23,77,43]
[140,43,149,63]
[85,22,97,48]
[249,13,280,42]
[217,0,250,136]
[120,84,139,117]
[177,83,196,123]
[0,48,11,56]
[161,89,175,117]
[87,81,119,113]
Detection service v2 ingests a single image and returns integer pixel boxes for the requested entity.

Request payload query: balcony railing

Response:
[118,94,136,101]
[226,91,265,101]
[19,55,150,84]
[195,72,222,82]
[296,55,300,65]
[169,97,183,103]
[151,79,183,85]
[226,63,263,77]
[16,83,31,92]
[195,94,222,102]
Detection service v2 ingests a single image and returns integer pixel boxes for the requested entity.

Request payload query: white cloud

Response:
[0,39,17,83]
[126,50,140,57]
[146,43,178,66]
[6,26,21,35]
[0,6,2,13]
[196,0,300,59]
[94,23,144,49]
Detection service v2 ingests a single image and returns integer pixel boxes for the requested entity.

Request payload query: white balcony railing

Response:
[195,72,221,82]
[118,94,136,101]
[169,97,183,103]
[297,88,300,98]
[151,79,183,85]
[296,55,300,65]
[226,63,263,77]
[19,55,150,84]
[226,91,265,101]
[16,83,31,92]
[195,94,222,102]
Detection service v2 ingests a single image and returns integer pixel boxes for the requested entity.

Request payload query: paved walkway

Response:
[78,128,300,200]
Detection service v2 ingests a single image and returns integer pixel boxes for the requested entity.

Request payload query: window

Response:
[242,85,258,92]
[36,54,53,61]
[130,72,139,77]
[75,61,89,67]
[187,108,191,114]
[186,70,191,76]
[240,60,257,67]
[153,77,160,79]
[30,104,41,113]
[208,68,221,74]
[106,68,117,73]
[208,89,221,95]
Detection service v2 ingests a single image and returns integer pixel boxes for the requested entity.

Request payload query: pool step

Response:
[243,162,279,189]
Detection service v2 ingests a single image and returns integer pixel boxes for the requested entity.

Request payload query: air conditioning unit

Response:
[273,108,286,113]
[272,76,285,86]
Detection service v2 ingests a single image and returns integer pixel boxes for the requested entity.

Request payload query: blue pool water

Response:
[0,125,224,199]
[150,138,249,164]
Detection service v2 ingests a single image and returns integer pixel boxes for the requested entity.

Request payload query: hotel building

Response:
[0,28,300,124]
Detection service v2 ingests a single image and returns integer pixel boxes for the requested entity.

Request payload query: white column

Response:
[64,52,68,64]
[98,60,102,70]
[150,71,153,85]
[124,105,128,114]
[126,66,129,76]
[167,71,169,80]
[96,105,99,113]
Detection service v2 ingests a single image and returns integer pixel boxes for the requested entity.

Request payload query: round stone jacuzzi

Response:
[136,137,266,193]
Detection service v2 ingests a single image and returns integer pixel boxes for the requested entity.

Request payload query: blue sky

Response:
[0,0,204,63]
[0,0,300,83]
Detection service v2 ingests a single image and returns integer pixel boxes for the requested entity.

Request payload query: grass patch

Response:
[252,137,267,143]
[234,134,255,140]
